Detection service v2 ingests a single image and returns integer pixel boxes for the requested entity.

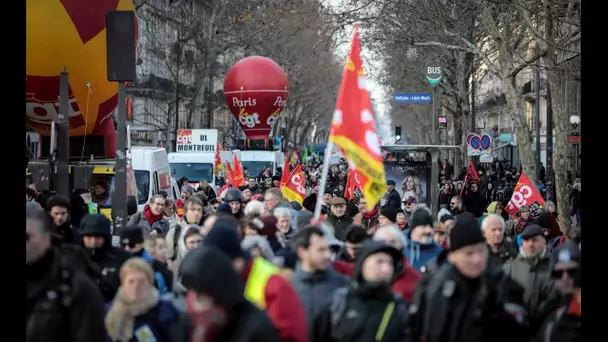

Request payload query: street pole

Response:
[173,41,182,152]
[113,82,128,230]
[56,67,70,197]
[534,58,541,184]
[432,87,437,144]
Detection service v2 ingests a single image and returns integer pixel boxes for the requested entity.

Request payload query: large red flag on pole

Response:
[322,24,385,212]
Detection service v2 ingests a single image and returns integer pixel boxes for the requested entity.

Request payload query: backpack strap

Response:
[330,287,349,329]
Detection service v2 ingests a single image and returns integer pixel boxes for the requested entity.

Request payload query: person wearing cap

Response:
[313,240,409,341]
[321,191,333,214]
[502,224,554,331]
[383,179,402,210]
[404,207,443,272]
[175,245,281,341]
[240,185,253,204]
[406,214,528,342]
[202,219,308,342]
[536,241,581,341]
[482,214,517,268]
[216,188,245,219]
[325,196,354,241]
[119,225,173,295]
[402,195,417,224]
[80,214,131,302]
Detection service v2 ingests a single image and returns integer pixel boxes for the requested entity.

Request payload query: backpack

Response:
[330,287,408,340]
[171,224,182,262]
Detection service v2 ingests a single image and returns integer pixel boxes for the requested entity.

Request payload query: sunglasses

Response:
[552,268,578,279]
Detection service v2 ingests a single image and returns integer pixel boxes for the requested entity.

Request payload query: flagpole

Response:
[314,141,334,220]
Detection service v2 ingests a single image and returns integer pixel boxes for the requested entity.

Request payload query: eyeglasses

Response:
[552,268,577,279]
[121,242,138,249]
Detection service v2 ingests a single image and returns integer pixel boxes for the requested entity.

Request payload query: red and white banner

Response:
[505,172,545,218]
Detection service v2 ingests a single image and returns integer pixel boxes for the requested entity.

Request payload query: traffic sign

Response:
[480,134,492,150]
[393,93,432,103]
[438,116,448,129]
[466,132,493,157]
[425,62,442,87]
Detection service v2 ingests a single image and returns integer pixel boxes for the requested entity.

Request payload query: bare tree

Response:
[518,0,580,228]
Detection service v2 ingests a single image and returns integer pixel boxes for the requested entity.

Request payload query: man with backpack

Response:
[165,197,205,264]
[27,205,106,342]
[312,240,409,341]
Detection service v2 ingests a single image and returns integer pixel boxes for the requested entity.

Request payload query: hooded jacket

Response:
[174,246,281,342]
[313,241,408,342]
[403,228,443,272]
[79,214,131,302]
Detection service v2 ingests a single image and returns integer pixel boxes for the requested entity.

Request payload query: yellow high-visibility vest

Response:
[244,257,281,309]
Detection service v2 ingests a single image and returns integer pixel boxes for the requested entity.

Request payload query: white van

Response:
[130,147,173,212]
[168,152,216,189]
[239,150,284,177]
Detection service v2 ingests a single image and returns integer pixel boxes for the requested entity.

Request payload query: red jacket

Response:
[333,259,421,303]
[242,259,308,342]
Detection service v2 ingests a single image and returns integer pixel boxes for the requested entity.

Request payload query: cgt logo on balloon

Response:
[224,56,289,140]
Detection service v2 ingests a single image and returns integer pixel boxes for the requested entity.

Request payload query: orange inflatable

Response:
[26,0,138,157]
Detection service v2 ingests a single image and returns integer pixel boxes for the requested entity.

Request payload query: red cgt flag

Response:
[232,154,247,187]
[505,172,546,218]
[281,164,306,204]
[225,161,236,187]
[280,158,291,189]
[329,24,385,211]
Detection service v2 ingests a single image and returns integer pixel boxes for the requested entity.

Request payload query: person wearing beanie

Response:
[174,245,281,341]
[407,213,529,342]
[119,225,173,295]
[203,219,308,342]
[502,223,553,329]
[239,185,253,204]
[403,207,443,272]
[536,240,581,341]
[379,206,399,227]
[272,248,298,279]
[313,240,409,341]
[80,214,131,301]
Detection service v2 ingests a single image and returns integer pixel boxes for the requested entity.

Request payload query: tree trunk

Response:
[541,4,572,231]
[502,79,536,179]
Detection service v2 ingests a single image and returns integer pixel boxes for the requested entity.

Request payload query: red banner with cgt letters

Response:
[505,172,545,218]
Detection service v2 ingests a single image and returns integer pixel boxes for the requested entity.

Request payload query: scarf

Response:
[105,288,160,342]
[362,206,379,220]
[514,217,528,235]
[144,205,163,225]
[185,292,228,342]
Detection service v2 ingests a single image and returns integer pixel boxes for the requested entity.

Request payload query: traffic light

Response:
[395,126,402,141]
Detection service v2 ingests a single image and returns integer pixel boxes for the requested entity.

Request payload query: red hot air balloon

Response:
[223,56,289,140]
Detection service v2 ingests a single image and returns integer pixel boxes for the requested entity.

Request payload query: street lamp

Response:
[569,115,581,130]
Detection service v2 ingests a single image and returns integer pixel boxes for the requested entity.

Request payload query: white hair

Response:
[373,224,407,250]
[438,208,452,222]
[274,207,292,218]
[481,214,506,231]
[244,200,264,217]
